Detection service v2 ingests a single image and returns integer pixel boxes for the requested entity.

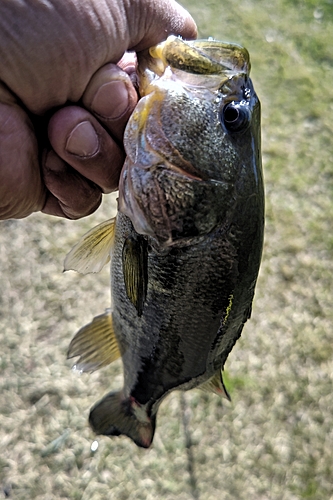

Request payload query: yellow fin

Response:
[64,218,116,274]
[199,369,231,401]
[67,310,121,372]
[122,235,148,317]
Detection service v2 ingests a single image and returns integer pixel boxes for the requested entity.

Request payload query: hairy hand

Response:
[0,0,196,219]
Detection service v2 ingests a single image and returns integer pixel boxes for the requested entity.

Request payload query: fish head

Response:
[119,36,261,248]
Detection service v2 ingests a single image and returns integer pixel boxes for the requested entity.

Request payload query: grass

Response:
[1,0,333,498]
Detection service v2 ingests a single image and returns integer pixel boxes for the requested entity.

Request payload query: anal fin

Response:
[67,310,121,372]
[199,369,231,401]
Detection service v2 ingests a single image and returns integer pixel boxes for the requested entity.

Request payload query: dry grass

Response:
[1,0,333,498]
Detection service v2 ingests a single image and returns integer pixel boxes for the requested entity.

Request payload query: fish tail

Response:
[89,391,156,449]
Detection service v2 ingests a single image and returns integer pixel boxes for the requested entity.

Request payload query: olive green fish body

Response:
[111,200,262,402]
[66,37,264,448]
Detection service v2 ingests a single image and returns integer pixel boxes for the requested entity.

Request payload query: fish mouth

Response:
[124,89,206,182]
[119,91,207,244]
[137,36,251,96]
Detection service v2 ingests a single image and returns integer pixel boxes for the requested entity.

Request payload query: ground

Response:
[0,0,332,498]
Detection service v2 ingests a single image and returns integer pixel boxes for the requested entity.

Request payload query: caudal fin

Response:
[89,392,156,449]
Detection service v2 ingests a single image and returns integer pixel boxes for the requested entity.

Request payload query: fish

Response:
[64,36,264,448]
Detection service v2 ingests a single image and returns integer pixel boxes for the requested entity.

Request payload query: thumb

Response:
[110,0,197,52]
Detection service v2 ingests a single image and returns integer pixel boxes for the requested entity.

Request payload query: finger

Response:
[0,0,196,115]
[48,106,125,193]
[42,151,102,219]
[117,52,138,78]
[0,88,45,220]
[82,63,138,143]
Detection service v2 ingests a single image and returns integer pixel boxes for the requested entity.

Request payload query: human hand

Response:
[0,0,196,220]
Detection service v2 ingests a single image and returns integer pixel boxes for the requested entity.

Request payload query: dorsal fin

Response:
[67,310,121,372]
[122,235,148,317]
[64,218,116,274]
[199,369,231,401]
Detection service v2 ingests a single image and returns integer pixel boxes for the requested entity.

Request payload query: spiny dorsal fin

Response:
[67,310,121,372]
[122,235,148,317]
[199,369,231,401]
[64,218,116,274]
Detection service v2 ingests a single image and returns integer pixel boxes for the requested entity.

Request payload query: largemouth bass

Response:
[65,36,264,448]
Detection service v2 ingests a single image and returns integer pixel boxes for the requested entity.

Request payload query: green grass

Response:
[1,0,333,498]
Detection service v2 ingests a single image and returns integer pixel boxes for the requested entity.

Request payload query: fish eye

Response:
[221,101,250,133]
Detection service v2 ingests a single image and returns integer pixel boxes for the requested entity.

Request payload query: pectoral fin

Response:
[67,310,121,372]
[122,235,148,317]
[64,217,116,274]
[199,369,231,401]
